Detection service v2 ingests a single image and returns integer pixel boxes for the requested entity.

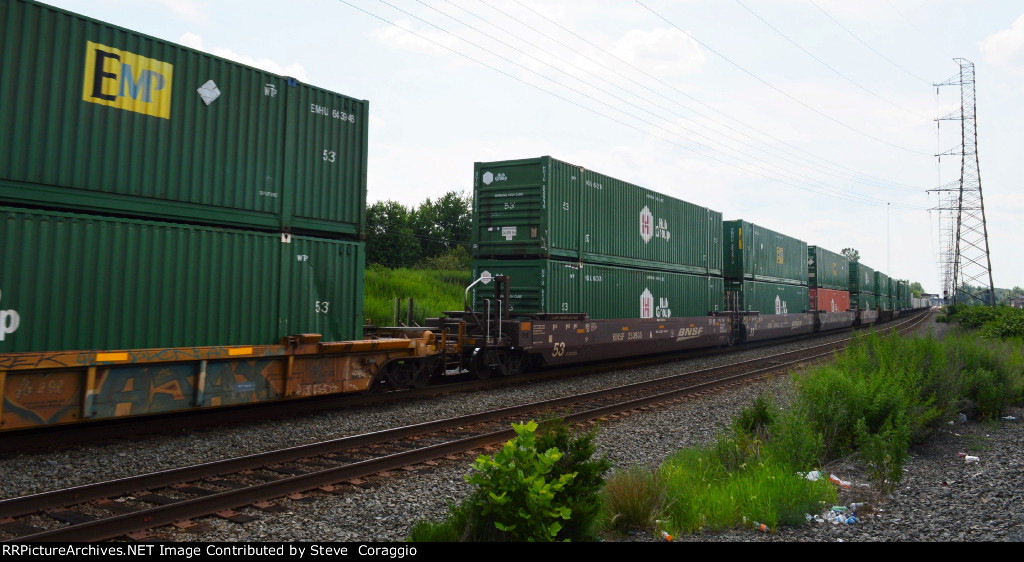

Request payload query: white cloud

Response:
[369,18,460,58]
[155,0,209,26]
[609,27,707,77]
[979,14,1024,69]
[177,32,308,81]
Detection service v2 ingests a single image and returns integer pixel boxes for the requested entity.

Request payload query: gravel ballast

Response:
[4,314,1021,542]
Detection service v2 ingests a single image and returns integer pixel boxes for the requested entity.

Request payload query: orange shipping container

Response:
[810,288,851,312]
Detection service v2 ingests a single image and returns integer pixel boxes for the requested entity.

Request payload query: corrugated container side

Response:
[723,220,808,285]
[810,288,851,312]
[874,272,891,298]
[471,259,724,319]
[731,280,810,316]
[286,84,369,237]
[808,246,850,290]
[878,295,893,310]
[472,157,579,258]
[580,169,723,275]
[472,156,723,275]
[849,263,876,294]
[0,207,363,353]
[854,292,876,310]
[0,0,366,237]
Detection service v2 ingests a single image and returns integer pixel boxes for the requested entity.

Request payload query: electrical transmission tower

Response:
[929,58,996,306]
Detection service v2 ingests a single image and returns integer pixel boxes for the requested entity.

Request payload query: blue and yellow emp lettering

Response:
[82,41,173,119]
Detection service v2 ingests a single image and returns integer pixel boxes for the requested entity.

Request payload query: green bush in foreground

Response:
[465,421,576,541]
[407,419,610,542]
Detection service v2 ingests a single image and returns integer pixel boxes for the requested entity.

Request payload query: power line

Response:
[733,0,932,120]
[808,0,932,84]
[634,0,929,155]
[409,0,918,201]
[340,0,924,209]
[502,0,923,192]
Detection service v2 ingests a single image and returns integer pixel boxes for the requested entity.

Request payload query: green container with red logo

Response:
[472,156,723,276]
[470,258,724,319]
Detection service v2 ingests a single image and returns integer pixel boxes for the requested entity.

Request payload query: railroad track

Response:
[0,311,931,542]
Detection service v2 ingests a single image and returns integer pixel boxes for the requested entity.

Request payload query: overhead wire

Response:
[368,0,920,208]
[809,0,933,84]
[414,0,919,201]
[732,0,932,120]
[338,0,925,209]
[633,0,929,156]
[502,0,924,193]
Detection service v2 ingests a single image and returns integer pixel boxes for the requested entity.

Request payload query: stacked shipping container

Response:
[807,245,851,313]
[471,156,724,319]
[0,0,369,353]
[0,0,368,237]
[722,220,809,315]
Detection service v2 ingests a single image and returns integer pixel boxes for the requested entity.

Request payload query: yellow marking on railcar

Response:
[95,352,128,362]
[228,347,253,356]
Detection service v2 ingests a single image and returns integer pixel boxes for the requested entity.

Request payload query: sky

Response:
[37,0,1024,293]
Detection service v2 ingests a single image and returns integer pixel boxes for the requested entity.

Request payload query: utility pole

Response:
[929,58,996,306]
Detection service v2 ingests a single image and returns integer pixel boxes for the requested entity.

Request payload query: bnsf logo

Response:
[82,42,174,119]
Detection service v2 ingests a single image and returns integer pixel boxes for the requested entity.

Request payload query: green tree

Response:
[366,200,421,267]
[841,248,860,263]
[910,281,924,298]
[412,191,472,260]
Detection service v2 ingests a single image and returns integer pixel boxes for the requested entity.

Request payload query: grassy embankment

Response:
[363,265,471,326]
[602,312,1024,537]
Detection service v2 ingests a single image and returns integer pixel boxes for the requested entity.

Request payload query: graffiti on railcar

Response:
[0,352,78,370]
[290,355,374,395]
[1,371,82,429]
[90,358,283,417]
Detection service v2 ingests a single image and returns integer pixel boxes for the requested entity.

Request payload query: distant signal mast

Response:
[929,58,995,306]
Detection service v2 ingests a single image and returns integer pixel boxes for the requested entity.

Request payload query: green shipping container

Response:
[896,280,910,309]
[472,157,723,275]
[470,259,724,319]
[849,263,876,294]
[880,295,893,310]
[723,220,808,285]
[0,0,367,237]
[854,292,876,310]
[0,207,364,353]
[729,281,810,316]
[874,272,891,299]
[808,246,850,290]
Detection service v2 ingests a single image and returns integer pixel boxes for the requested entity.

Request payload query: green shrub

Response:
[533,419,612,541]
[855,414,910,492]
[764,409,824,470]
[734,392,777,439]
[410,419,609,542]
[464,421,576,542]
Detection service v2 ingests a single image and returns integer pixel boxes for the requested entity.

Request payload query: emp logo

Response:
[0,289,20,342]
[82,41,174,119]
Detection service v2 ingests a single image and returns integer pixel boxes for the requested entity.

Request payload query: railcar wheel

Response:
[382,359,431,389]
[470,348,498,380]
